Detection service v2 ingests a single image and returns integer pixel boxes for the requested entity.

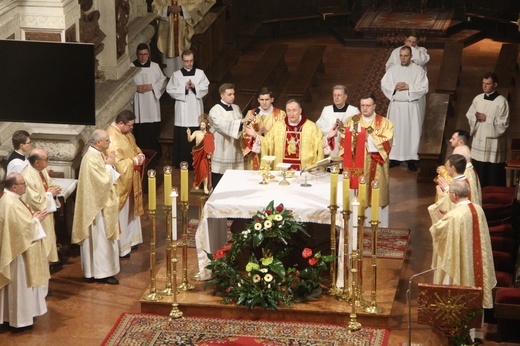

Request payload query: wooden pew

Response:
[435,41,464,100]
[417,93,452,183]
[285,45,326,102]
[238,43,288,94]
[494,43,519,88]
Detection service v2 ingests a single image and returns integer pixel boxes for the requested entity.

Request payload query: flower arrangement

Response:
[205,200,334,310]
[448,309,482,346]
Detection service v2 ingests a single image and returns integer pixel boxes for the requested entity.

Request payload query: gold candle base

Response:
[169,303,183,319]
[364,303,384,314]
[143,292,164,301]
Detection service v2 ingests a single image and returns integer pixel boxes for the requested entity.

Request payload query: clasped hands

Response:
[185,80,195,90]
[394,82,409,91]
[136,84,152,93]
[475,111,487,122]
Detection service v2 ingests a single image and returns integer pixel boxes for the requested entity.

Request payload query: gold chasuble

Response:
[153,0,216,58]
[429,202,496,308]
[260,116,324,171]
[337,114,393,207]
[21,166,59,263]
[106,125,144,216]
[72,148,120,245]
[0,192,50,289]
[242,108,286,170]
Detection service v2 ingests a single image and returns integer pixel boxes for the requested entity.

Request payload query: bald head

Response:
[28,147,48,166]
[453,145,471,162]
[90,129,111,151]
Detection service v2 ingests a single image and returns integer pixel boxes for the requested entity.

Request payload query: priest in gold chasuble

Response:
[0,173,50,328]
[245,99,323,171]
[106,110,145,257]
[325,93,393,226]
[429,180,496,309]
[21,148,61,264]
[72,130,121,282]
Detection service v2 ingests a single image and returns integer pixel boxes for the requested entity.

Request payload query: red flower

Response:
[276,204,284,212]
[308,257,319,266]
[266,210,271,215]
[214,249,225,259]
[302,248,313,259]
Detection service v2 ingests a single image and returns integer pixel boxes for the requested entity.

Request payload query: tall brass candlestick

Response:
[161,167,174,296]
[143,169,163,301]
[178,200,194,290]
[328,165,340,295]
[169,191,183,319]
[356,212,369,308]
[364,219,384,314]
[337,209,351,301]
[178,162,193,290]
[328,204,339,295]
[348,250,362,331]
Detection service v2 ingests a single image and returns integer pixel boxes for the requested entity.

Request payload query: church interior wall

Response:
[0,0,156,181]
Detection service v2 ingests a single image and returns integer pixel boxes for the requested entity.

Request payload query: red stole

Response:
[468,203,484,289]
[283,116,306,170]
[342,125,366,189]
[39,171,49,192]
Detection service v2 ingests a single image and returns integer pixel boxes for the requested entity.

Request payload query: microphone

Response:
[245,108,260,126]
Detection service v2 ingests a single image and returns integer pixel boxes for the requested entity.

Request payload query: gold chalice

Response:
[262,155,276,179]
[276,163,292,186]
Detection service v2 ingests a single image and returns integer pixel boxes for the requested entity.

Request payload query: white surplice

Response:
[132,61,167,124]
[167,68,209,127]
[381,62,428,161]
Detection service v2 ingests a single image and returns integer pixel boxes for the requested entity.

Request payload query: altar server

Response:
[316,85,359,157]
[132,43,167,153]
[381,45,428,171]
[167,49,209,169]
[208,83,253,187]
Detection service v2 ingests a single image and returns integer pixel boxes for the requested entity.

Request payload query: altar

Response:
[195,169,341,280]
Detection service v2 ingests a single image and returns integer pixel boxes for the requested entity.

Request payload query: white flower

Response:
[253,274,261,283]
[268,284,271,289]
[254,223,262,230]
[274,214,283,221]
[264,220,272,228]
[264,274,273,282]
[260,268,268,273]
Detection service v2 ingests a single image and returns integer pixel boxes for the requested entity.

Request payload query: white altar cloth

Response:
[195,169,341,280]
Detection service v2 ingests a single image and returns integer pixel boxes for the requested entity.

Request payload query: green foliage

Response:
[204,200,333,310]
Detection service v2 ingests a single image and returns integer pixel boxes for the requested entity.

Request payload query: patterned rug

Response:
[347,47,392,118]
[187,219,409,260]
[354,9,454,37]
[102,313,390,346]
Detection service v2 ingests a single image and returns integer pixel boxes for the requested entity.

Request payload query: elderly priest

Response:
[72,130,121,285]
[0,173,50,328]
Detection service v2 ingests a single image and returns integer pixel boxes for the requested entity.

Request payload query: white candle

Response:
[170,188,178,241]
[351,197,359,251]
